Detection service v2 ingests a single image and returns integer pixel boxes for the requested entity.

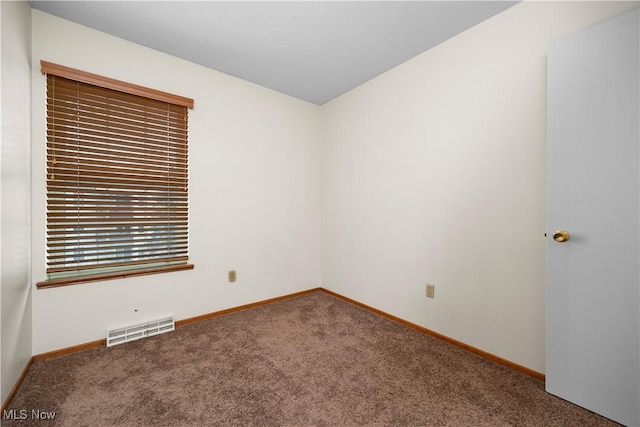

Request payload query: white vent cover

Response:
[107,315,175,347]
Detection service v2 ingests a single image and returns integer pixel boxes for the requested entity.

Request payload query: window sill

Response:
[36,264,194,289]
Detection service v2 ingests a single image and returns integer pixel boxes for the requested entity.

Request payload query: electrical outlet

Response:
[426,284,435,298]
[228,270,236,283]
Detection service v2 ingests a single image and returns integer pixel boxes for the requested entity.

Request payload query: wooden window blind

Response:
[39,61,194,288]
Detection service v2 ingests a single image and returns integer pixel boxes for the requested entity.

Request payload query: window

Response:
[37,61,194,288]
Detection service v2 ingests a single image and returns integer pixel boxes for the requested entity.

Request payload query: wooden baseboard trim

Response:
[1,356,34,412]
[319,287,545,382]
[33,339,106,362]
[176,287,322,327]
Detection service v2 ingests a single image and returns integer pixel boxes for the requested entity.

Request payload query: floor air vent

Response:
[107,316,175,347]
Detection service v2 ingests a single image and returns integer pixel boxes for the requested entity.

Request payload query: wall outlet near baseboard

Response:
[426,284,435,298]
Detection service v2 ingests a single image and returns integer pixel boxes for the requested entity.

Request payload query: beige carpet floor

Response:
[3,290,619,426]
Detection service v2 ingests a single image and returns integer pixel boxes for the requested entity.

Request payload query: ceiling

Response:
[30,1,517,105]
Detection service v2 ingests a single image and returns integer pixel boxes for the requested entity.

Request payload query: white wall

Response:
[1,0,32,405]
[31,10,322,354]
[321,1,639,373]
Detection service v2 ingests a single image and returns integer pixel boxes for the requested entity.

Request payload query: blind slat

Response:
[47,188,188,196]
[48,253,188,265]
[48,152,188,172]
[47,115,187,141]
[47,237,189,251]
[47,227,188,237]
[47,138,187,152]
[47,232,188,244]
[47,169,188,185]
[48,146,188,169]
[48,200,188,208]
[47,205,188,212]
[48,245,189,259]
[47,96,186,127]
[47,84,187,116]
[47,236,189,246]
[47,125,188,151]
[49,163,188,181]
[46,94,187,127]
[48,112,187,140]
[48,180,188,192]
[47,256,190,274]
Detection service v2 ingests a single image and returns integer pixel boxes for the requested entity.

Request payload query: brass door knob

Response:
[552,230,570,242]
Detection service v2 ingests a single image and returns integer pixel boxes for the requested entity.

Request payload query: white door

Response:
[547,9,639,426]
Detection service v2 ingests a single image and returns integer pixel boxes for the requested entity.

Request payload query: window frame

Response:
[37,61,194,289]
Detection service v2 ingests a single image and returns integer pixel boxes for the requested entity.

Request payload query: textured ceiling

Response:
[30,1,517,105]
